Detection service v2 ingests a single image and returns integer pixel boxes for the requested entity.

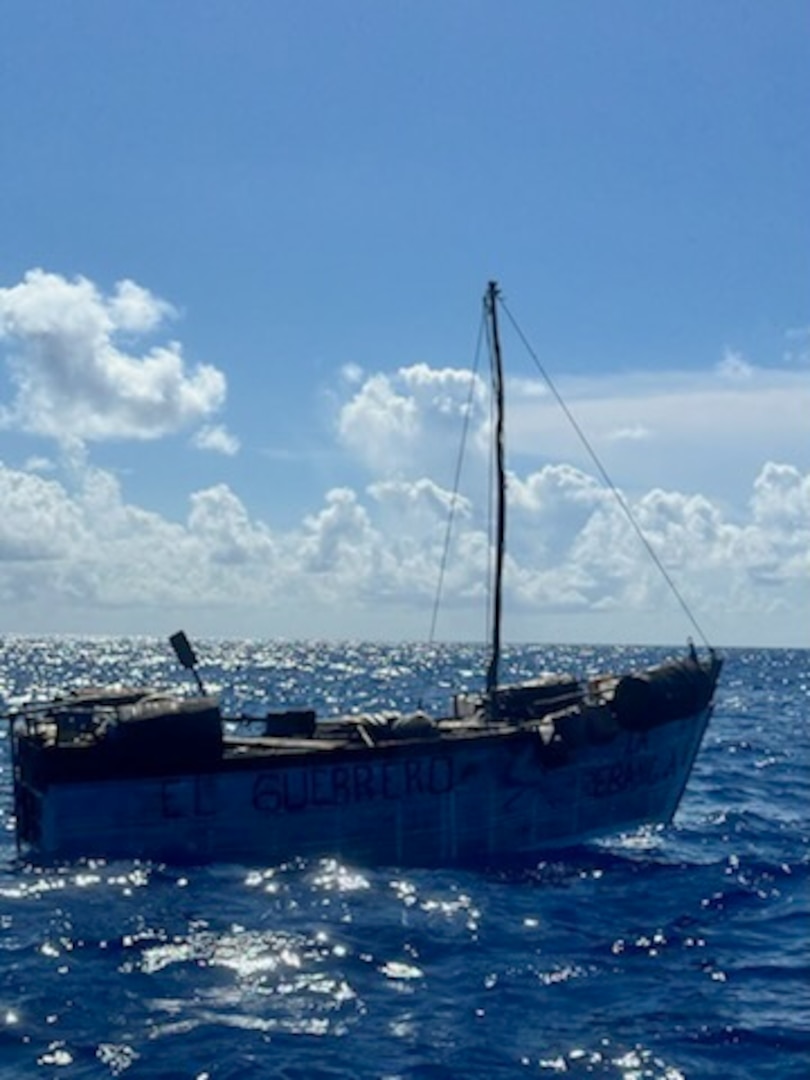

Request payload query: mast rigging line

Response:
[498,295,712,650]
[427,309,487,647]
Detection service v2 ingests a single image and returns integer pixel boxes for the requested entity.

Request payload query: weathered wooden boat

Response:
[7,283,722,866]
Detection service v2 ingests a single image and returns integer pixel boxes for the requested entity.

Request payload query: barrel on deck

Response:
[612,660,715,731]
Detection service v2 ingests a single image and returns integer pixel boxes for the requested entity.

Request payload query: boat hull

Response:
[16,705,712,867]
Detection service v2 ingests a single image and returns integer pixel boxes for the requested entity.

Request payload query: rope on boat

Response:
[498,295,713,650]
[427,308,487,646]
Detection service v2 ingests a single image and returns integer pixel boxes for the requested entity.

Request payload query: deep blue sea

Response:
[0,639,807,1079]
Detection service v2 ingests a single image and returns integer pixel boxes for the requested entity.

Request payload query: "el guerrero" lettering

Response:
[252,755,454,814]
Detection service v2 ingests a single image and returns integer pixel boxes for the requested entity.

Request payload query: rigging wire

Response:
[499,295,713,649]
[427,309,487,646]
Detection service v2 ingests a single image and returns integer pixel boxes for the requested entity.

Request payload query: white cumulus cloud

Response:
[338,363,487,476]
[0,449,807,645]
[0,269,227,443]
[192,424,241,455]
[0,343,808,645]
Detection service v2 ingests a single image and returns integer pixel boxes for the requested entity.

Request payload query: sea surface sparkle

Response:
[1,639,807,1079]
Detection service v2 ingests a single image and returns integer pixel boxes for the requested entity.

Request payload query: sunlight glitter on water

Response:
[96,1043,139,1076]
[1,642,807,1079]
[379,960,424,980]
[311,859,371,893]
[389,876,482,924]
[126,919,365,1043]
[131,927,309,980]
[532,1043,688,1078]
[0,860,157,905]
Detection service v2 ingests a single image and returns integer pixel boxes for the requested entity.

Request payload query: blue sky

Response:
[1,1,808,647]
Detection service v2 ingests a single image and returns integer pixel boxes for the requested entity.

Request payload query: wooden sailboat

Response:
[7,283,722,866]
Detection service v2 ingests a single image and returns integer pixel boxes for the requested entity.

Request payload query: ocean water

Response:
[0,638,807,1080]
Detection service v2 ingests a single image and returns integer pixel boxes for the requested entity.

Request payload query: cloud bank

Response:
[0,448,806,646]
[0,270,807,646]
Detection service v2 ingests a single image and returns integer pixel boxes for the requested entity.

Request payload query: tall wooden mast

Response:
[484,281,506,714]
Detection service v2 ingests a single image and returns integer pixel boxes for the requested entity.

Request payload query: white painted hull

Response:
[22,705,711,866]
